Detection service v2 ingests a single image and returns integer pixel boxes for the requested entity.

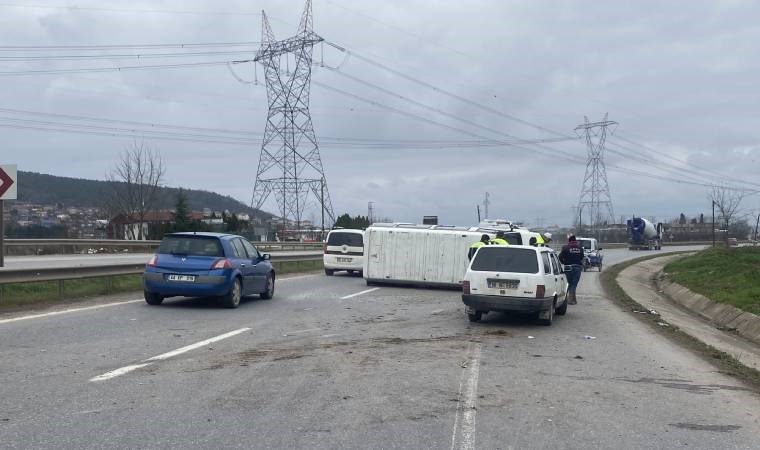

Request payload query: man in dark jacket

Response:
[559,235,585,305]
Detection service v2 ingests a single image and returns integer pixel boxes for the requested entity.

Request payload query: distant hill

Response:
[14,171,273,219]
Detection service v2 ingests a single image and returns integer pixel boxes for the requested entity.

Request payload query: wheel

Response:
[144,291,163,306]
[260,273,275,299]
[555,297,568,316]
[467,311,482,322]
[221,278,242,308]
[538,302,554,326]
[325,269,335,276]
[366,280,376,286]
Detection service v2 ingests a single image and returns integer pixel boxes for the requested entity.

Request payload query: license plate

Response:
[167,274,195,282]
[487,279,519,289]
[337,257,352,263]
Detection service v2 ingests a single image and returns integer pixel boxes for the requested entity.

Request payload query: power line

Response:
[0,60,235,76]
[0,41,260,51]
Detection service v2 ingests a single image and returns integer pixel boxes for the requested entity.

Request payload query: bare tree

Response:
[709,185,745,242]
[106,141,165,240]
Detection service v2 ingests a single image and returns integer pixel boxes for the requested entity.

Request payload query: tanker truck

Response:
[627,217,663,250]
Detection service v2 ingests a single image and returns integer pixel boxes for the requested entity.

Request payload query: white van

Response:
[323,229,364,276]
[462,245,568,325]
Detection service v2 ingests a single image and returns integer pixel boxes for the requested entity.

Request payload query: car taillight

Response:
[463,280,471,295]
[147,255,158,267]
[536,285,545,299]
[211,258,233,269]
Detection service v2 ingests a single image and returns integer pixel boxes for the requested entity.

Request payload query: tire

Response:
[144,291,163,306]
[366,280,376,286]
[221,278,242,308]
[260,273,275,299]
[555,297,568,316]
[538,302,555,326]
[467,311,482,322]
[325,269,335,276]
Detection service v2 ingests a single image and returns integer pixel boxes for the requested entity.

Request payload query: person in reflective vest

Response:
[468,234,491,260]
[490,230,509,245]
[535,233,545,246]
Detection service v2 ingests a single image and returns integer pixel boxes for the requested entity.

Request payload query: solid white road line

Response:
[450,342,483,450]
[0,299,143,325]
[340,287,380,300]
[0,274,319,326]
[89,327,251,382]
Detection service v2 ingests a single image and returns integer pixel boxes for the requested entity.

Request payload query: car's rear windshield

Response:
[158,236,224,257]
[579,239,593,250]
[327,232,363,247]
[471,247,539,273]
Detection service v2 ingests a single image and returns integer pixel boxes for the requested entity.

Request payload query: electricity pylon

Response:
[251,0,335,229]
[575,114,617,234]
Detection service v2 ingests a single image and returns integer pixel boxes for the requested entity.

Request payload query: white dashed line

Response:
[90,327,251,382]
[340,287,380,299]
[451,342,483,450]
[0,300,143,325]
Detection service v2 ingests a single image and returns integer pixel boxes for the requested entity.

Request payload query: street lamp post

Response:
[712,200,716,248]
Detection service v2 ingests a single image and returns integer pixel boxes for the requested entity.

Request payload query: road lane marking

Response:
[89,327,251,382]
[0,275,318,326]
[340,287,380,299]
[0,299,143,325]
[451,342,482,450]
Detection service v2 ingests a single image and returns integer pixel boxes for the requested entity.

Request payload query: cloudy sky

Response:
[1,0,759,227]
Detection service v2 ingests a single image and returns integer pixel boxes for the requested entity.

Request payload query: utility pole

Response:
[477,205,481,222]
[0,199,4,267]
[251,0,335,230]
[368,201,375,224]
[712,200,716,248]
[483,192,490,220]
[320,176,325,239]
[575,114,617,238]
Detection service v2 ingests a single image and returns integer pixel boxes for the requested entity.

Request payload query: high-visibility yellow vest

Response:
[535,234,545,246]
[470,241,487,249]
[490,238,509,245]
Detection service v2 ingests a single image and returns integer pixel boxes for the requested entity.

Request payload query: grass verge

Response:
[664,247,760,316]
[600,252,760,391]
[0,259,324,313]
[0,275,143,313]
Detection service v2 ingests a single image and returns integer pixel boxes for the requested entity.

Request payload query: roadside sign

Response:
[0,164,17,200]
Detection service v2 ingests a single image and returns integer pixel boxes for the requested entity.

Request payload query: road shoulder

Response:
[602,253,760,389]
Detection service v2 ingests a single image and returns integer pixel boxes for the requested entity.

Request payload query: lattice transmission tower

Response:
[575,114,617,233]
[251,0,335,229]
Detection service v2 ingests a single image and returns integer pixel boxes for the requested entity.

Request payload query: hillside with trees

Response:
[13,171,272,219]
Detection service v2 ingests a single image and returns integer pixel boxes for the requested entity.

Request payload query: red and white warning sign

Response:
[0,164,17,200]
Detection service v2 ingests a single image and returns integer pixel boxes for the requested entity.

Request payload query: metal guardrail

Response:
[3,239,323,256]
[0,252,322,285]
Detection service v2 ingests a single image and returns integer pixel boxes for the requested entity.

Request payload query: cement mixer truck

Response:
[627,217,663,250]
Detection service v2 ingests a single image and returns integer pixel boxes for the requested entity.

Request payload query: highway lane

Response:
[1,246,759,449]
[0,251,321,271]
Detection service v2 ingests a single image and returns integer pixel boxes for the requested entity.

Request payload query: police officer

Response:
[468,234,491,260]
[535,233,545,246]
[559,235,585,304]
[490,230,509,245]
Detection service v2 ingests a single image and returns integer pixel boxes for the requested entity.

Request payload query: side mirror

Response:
[262,253,271,261]
[597,247,603,251]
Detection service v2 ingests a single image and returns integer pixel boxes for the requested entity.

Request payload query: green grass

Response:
[0,261,324,312]
[665,247,760,315]
[0,275,143,311]
[600,253,760,391]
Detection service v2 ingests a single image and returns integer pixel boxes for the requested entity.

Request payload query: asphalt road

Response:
[1,246,759,449]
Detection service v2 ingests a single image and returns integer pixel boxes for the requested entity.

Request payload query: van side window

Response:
[541,252,551,275]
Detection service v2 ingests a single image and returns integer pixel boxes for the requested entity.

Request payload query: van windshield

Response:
[471,247,539,273]
[579,239,593,250]
[327,232,363,247]
[158,236,224,257]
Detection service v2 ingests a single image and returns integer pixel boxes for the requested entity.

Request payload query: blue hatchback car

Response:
[143,232,275,308]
